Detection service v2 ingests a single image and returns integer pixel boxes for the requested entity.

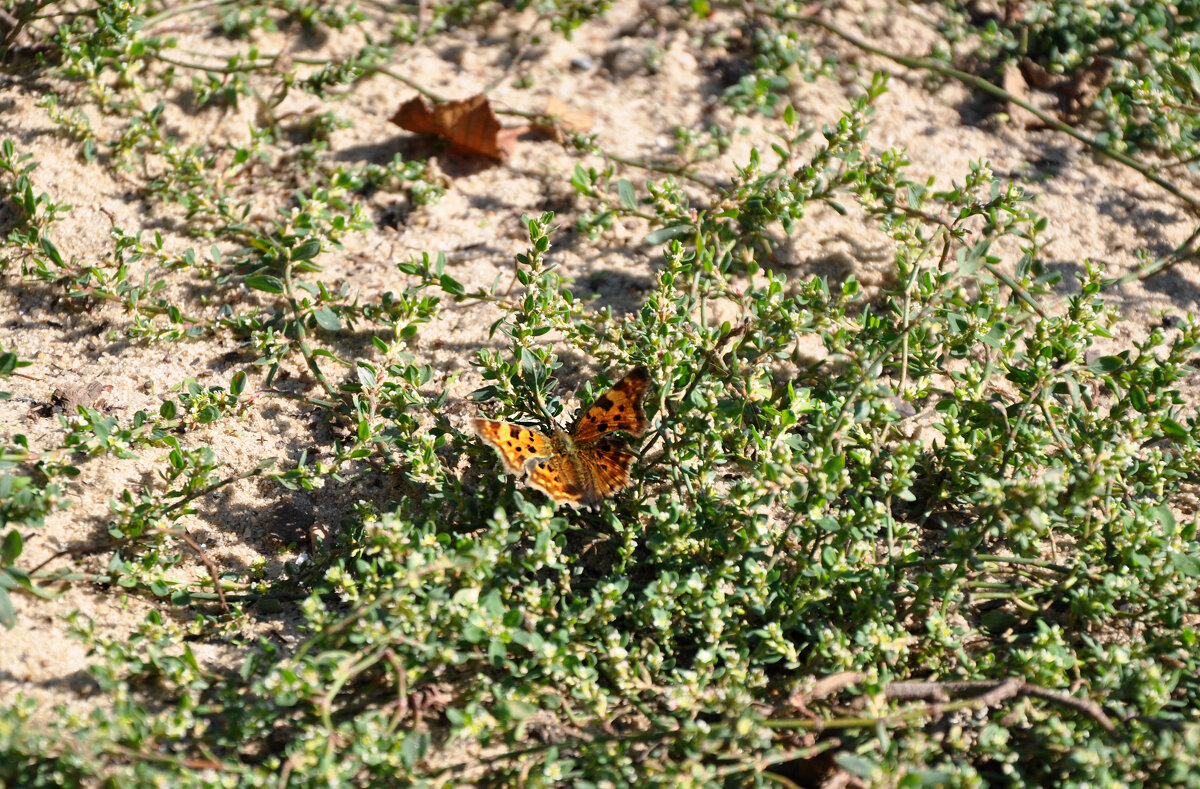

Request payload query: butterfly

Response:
[471,366,651,508]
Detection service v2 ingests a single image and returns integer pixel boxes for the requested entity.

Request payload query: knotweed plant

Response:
[1,2,1199,787]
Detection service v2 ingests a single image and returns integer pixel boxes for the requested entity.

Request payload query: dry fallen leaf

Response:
[391,94,523,162]
[534,96,594,140]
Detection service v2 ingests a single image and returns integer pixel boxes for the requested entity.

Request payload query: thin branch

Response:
[770,674,1117,733]
[1105,222,1200,287]
[29,527,230,610]
[173,528,229,611]
[884,677,1116,732]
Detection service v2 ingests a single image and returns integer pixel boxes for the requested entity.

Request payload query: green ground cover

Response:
[2,1,1200,785]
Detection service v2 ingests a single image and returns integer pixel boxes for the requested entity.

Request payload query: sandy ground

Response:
[2,0,1199,726]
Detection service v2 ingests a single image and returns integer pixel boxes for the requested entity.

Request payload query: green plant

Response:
[933,0,1200,159]
[3,1,1200,785]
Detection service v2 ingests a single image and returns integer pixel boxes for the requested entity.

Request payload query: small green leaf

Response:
[1160,418,1188,439]
[245,274,285,293]
[1150,504,1176,534]
[39,237,64,267]
[1129,386,1148,412]
[0,586,13,628]
[439,274,466,297]
[645,224,692,245]
[470,386,499,401]
[519,348,539,376]
[1171,552,1200,578]
[836,754,878,779]
[617,179,637,210]
[292,238,322,261]
[498,699,538,721]
[1089,355,1125,374]
[400,730,429,768]
[313,306,342,332]
[1,529,22,565]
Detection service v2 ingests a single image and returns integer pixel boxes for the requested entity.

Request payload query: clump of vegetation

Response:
[1,1,1199,786]
[932,0,1200,160]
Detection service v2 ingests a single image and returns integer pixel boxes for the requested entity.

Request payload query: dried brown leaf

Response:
[391,94,521,162]
[535,96,595,139]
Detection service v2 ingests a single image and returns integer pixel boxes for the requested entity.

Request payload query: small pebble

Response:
[606,42,646,79]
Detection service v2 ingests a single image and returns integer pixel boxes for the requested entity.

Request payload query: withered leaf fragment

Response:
[391,94,522,162]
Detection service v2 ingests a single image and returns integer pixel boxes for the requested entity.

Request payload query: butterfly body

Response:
[472,367,651,508]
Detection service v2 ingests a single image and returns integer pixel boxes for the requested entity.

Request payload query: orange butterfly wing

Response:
[524,435,639,508]
[570,366,651,444]
[577,436,638,504]
[471,418,553,475]
[526,451,587,508]
[473,367,652,508]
